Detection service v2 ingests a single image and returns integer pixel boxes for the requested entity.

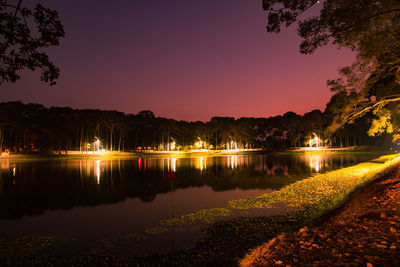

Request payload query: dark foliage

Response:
[262,0,400,141]
[0,0,64,85]
[0,101,388,154]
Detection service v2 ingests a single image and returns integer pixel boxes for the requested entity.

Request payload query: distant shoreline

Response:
[0,149,262,161]
[0,146,388,161]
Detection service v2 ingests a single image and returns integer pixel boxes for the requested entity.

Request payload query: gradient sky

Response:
[1,0,355,121]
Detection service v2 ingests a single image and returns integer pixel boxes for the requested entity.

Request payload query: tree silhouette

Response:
[0,101,388,154]
[263,0,400,141]
[263,0,399,55]
[0,0,64,85]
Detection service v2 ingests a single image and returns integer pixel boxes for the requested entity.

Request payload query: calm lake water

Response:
[0,153,378,254]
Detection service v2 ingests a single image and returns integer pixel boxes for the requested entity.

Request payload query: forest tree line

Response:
[0,100,390,154]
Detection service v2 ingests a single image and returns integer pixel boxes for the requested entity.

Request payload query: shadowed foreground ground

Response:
[241,165,400,266]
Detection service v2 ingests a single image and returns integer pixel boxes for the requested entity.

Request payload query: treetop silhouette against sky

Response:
[1,0,354,121]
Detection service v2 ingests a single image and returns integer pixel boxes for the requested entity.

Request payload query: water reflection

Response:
[199,157,204,171]
[96,160,101,184]
[0,154,377,220]
[308,155,322,172]
[228,155,237,169]
[166,157,177,172]
[300,154,342,173]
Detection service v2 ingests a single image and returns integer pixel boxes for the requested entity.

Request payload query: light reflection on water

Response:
[96,160,101,184]
[0,153,379,253]
[129,155,257,173]
[0,154,376,195]
[307,154,323,172]
[300,154,346,173]
[0,154,377,195]
[199,156,204,171]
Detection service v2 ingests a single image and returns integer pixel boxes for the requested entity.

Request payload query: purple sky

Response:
[1,0,355,121]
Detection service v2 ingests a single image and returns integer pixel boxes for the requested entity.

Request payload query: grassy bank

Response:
[278,147,389,155]
[230,154,398,220]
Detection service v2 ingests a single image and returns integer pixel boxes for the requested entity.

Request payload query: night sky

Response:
[1,0,355,121]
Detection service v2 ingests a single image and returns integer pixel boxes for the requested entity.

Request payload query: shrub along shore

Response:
[1,154,399,266]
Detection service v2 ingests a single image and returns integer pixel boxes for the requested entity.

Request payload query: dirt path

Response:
[241,164,400,266]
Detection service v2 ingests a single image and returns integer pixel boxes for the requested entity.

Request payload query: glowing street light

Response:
[170,138,176,151]
[194,137,204,150]
[309,132,320,149]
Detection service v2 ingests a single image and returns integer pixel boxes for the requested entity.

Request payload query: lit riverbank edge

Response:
[1,153,399,265]
[0,149,262,161]
[0,147,388,162]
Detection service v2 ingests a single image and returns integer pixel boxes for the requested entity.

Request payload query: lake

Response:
[0,153,378,254]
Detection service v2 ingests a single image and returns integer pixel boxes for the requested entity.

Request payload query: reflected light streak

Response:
[309,155,322,172]
[199,157,203,171]
[172,158,177,172]
[12,166,16,176]
[228,155,238,169]
[86,161,90,176]
[95,160,100,184]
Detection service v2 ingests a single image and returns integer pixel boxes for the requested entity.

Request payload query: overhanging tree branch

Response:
[0,0,64,86]
[347,7,400,30]
[13,0,22,18]
[335,95,400,131]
